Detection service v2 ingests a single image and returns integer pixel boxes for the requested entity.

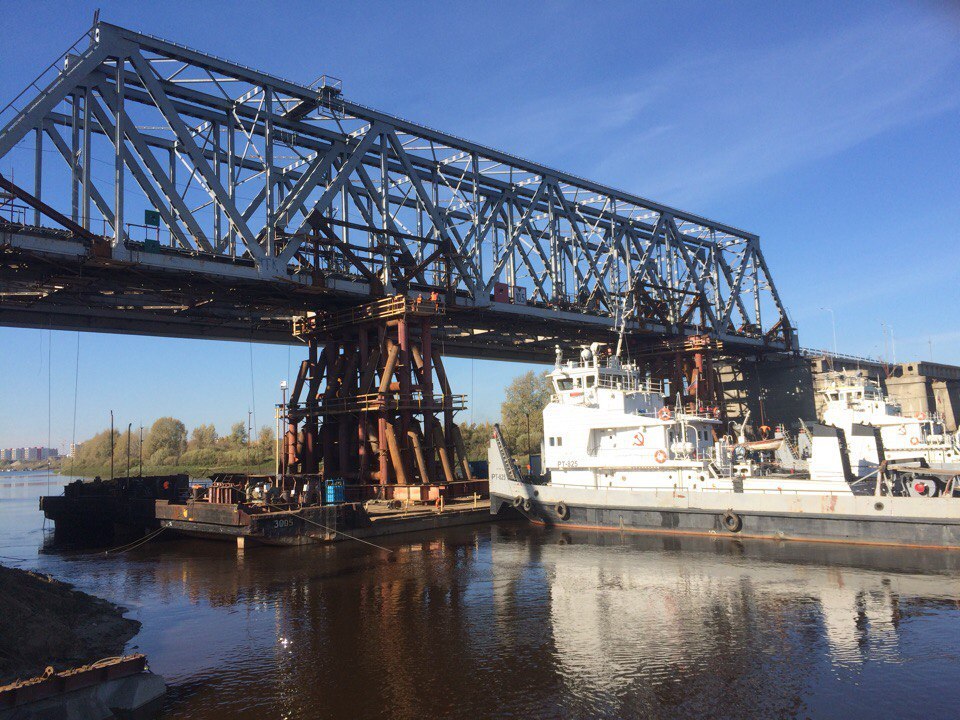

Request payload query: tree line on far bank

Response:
[66,370,552,475]
[66,418,274,475]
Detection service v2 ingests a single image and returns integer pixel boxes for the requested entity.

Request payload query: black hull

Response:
[491,494,960,550]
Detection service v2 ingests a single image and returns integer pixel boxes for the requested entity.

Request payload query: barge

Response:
[488,344,960,549]
[41,474,489,548]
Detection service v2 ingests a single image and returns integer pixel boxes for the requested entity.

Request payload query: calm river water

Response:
[2,470,960,719]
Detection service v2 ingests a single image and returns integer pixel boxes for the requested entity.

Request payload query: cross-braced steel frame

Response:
[0,21,795,356]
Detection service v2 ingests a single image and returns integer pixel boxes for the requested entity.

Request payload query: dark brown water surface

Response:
[3,471,960,719]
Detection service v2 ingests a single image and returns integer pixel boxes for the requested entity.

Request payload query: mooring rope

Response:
[265,503,393,554]
[103,526,166,555]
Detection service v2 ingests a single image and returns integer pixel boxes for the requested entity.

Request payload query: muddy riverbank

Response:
[0,563,140,685]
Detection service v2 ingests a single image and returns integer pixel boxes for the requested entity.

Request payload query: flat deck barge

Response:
[40,475,490,548]
[157,496,491,547]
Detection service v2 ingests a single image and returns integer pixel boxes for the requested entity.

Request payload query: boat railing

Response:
[595,375,664,394]
[676,407,722,421]
[918,410,947,426]
[546,479,850,496]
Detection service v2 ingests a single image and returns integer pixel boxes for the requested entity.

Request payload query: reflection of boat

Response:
[503,528,960,703]
[489,345,960,548]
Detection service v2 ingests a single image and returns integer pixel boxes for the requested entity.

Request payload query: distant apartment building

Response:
[1,446,59,462]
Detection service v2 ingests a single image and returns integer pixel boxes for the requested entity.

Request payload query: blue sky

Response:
[1,1,959,449]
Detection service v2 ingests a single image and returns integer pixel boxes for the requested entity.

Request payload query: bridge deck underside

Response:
[3,227,712,363]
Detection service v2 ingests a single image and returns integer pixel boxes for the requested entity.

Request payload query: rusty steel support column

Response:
[377,416,389,485]
[433,353,454,435]
[357,328,370,482]
[408,422,431,484]
[321,345,338,480]
[303,341,321,474]
[288,295,475,500]
[431,418,456,484]
[338,341,358,478]
[420,318,438,483]
[384,420,408,484]
[397,315,413,482]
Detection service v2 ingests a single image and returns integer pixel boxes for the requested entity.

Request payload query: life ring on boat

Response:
[632,432,645,447]
[916,412,927,421]
[555,502,569,520]
[721,510,742,533]
[522,498,533,513]
[898,425,907,436]
[658,407,672,421]
[759,425,771,440]
[654,449,668,464]
[910,437,921,446]
[512,495,523,508]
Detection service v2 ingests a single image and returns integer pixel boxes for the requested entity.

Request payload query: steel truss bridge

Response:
[0,21,796,362]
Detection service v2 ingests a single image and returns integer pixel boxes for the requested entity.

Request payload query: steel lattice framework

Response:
[0,21,795,358]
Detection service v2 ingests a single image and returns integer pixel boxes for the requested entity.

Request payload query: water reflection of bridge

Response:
[120,525,960,718]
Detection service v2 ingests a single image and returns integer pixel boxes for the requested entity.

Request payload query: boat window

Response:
[549,437,555,446]
[586,375,596,388]
[573,377,582,388]
[556,378,573,391]
[557,437,563,447]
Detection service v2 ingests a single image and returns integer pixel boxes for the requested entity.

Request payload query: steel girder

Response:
[0,21,795,351]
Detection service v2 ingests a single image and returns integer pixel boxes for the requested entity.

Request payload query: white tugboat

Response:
[489,344,960,548]
[820,372,960,469]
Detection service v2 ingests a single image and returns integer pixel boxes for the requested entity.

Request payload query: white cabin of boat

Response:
[542,344,852,495]
[820,372,960,465]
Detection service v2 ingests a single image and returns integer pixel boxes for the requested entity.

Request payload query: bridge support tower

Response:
[281,295,477,502]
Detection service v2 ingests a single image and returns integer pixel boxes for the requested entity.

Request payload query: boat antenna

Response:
[737,409,752,444]
[614,296,626,359]
[615,289,635,362]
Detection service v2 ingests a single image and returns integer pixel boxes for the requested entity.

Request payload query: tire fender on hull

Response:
[721,509,742,533]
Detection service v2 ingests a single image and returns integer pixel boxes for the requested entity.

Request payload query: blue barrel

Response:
[325,480,345,504]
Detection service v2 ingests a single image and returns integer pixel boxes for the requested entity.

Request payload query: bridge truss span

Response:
[0,20,796,359]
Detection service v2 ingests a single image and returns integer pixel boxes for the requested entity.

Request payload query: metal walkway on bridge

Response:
[0,19,795,362]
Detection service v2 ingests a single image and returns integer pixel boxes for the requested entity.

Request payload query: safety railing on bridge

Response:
[0,27,95,131]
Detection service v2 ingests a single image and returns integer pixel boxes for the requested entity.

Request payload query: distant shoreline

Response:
[53,461,276,479]
[0,460,62,473]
